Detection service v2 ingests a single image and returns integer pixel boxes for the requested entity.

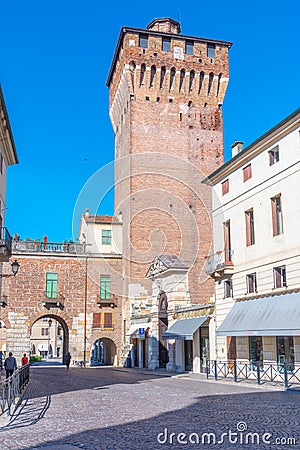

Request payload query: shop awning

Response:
[217,293,300,337]
[162,316,208,340]
[127,323,151,338]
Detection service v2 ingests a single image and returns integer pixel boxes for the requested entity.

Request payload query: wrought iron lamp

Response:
[0,260,20,278]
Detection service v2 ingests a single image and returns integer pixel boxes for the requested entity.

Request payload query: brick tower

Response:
[107,18,231,332]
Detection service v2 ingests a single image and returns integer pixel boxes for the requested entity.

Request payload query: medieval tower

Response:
[106,18,231,345]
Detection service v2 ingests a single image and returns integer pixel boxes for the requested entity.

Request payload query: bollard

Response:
[284,362,289,390]
[257,362,261,385]
[233,361,237,383]
[214,360,218,381]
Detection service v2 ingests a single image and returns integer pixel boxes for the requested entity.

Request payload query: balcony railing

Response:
[0,227,12,260]
[97,294,118,308]
[204,250,234,276]
[12,240,85,254]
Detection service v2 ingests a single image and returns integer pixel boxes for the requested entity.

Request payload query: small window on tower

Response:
[139,34,148,49]
[185,40,194,55]
[207,43,215,58]
[162,37,171,52]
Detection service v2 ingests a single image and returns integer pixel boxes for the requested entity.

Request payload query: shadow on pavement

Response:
[27,366,173,398]
[23,389,299,450]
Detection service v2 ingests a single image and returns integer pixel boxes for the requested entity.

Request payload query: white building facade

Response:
[205,108,300,368]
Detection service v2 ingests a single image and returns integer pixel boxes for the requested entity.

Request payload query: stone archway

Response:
[30,314,69,364]
[90,338,117,366]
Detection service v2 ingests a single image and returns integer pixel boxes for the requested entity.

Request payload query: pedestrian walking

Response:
[65,352,71,370]
[4,352,17,379]
[0,350,4,371]
[21,353,29,365]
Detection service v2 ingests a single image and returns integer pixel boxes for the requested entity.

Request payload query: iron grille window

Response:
[46,273,58,298]
[102,229,112,245]
[100,276,111,300]
[273,266,286,288]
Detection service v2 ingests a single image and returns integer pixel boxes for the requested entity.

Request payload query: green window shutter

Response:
[100,276,111,299]
[46,273,58,298]
[102,229,112,245]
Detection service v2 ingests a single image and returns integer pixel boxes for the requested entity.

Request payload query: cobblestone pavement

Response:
[0,366,299,450]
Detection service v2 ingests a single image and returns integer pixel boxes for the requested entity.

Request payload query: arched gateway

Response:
[90,338,117,366]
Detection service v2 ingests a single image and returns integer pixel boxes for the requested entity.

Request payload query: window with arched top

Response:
[140,63,146,87]
[189,70,195,93]
[150,65,156,88]
[217,73,222,96]
[160,66,166,89]
[169,67,176,91]
[208,72,214,95]
[198,71,205,94]
[179,69,185,92]
[129,61,136,92]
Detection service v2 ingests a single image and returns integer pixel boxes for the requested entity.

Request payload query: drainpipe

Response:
[83,257,87,366]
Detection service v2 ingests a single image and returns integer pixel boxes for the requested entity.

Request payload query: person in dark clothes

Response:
[4,352,17,379]
[65,352,71,370]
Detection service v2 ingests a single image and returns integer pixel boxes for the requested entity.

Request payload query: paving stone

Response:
[0,366,299,450]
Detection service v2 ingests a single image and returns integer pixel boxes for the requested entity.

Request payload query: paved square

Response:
[0,366,299,449]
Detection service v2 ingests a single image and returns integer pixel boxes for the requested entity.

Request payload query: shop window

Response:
[139,34,148,49]
[271,194,283,236]
[243,164,252,182]
[162,37,171,52]
[273,266,286,288]
[245,208,255,246]
[224,279,233,298]
[46,273,58,298]
[249,336,263,366]
[100,276,111,299]
[277,336,294,370]
[246,273,257,293]
[269,146,279,165]
[102,229,112,245]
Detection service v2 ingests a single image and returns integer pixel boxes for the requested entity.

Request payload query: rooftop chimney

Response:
[231,141,244,158]
[85,208,90,218]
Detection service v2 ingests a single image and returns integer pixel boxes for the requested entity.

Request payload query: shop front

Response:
[217,293,300,367]
[162,316,210,373]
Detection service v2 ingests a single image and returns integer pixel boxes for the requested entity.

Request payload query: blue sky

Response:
[1,0,299,241]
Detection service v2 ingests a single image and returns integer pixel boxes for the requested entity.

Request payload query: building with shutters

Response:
[204,107,300,368]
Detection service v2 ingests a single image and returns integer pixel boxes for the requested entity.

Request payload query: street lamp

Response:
[48,318,52,359]
[0,260,20,278]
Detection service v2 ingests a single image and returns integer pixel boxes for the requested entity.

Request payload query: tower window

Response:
[224,279,233,298]
[102,229,112,245]
[207,43,215,58]
[46,273,58,299]
[139,34,148,49]
[222,179,229,195]
[273,266,286,288]
[185,40,194,55]
[162,37,171,52]
[245,209,255,246]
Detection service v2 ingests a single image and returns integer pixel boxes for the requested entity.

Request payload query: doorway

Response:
[184,340,193,371]
[91,338,116,366]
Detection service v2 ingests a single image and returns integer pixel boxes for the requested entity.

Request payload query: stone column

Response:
[166,340,176,372]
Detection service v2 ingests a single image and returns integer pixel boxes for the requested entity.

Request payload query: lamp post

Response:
[48,318,52,359]
[0,260,20,278]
